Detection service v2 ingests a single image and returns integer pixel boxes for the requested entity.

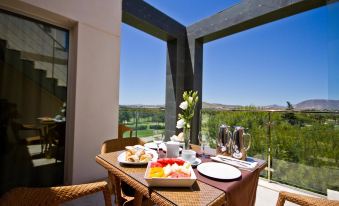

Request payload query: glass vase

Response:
[183,127,190,150]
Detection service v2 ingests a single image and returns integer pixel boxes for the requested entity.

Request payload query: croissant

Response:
[125,146,137,155]
[125,151,132,161]
[140,154,152,162]
[135,150,145,157]
[127,154,140,162]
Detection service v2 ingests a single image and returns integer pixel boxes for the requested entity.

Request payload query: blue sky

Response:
[119,1,337,106]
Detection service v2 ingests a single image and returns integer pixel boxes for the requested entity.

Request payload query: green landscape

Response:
[119,104,339,194]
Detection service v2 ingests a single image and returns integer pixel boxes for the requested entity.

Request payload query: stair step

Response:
[55,86,67,102]
[5,49,23,71]
[0,39,7,47]
[22,59,44,84]
[2,42,67,101]
[0,39,7,61]
[42,77,57,91]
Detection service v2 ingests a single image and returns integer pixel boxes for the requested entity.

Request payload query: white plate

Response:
[144,162,197,187]
[197,162,241,180]
[117,149,158,165]
[144,142,183,152]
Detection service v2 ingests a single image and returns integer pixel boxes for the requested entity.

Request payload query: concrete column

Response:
[165,38,186,139]
[187,39,203,144]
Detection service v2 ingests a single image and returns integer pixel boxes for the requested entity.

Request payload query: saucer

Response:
[191,158,202,166]
[178,157,202,166]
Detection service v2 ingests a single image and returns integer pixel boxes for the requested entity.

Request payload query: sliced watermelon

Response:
[150,162,164,168]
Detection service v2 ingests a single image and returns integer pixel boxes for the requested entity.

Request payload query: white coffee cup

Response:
[181,150,196,163]
[165,141,180,158]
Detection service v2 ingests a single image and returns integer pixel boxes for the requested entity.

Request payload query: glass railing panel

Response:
[201,109,268,177]
[119,108,165,140]
[271,111,339,194]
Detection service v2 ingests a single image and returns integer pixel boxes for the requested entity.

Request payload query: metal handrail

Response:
[36,23,66,51]
[203,108,339,114]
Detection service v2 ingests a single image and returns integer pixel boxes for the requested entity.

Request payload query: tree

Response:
[282,101,298,125]
[152,113,165,125]
[119,110,131,123]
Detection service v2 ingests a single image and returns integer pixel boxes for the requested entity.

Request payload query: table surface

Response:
[96,150,266,206]
[97,151,226,206]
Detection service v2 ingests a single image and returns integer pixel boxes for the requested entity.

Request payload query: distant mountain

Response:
[202,102,286,110]
[202,102,240,110]
[120,99,339,111]
[120,104,165,109]
[294,99,339,111]
[261,104,286,110]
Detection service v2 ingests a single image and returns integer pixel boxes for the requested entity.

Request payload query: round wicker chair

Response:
[276,191,339,206]
[0,181,111,206]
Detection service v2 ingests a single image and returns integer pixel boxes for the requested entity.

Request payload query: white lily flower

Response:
[176,119,185,129]
[179,101,188,110]
[188,96,193,103]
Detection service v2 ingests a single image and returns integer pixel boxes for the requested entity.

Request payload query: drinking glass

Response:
[198,131,209,157]
[153,130,164,153]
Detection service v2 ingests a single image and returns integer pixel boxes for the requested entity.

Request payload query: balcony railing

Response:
[202,109,339,195]
[119,107,165,139]
[119,107,339,195]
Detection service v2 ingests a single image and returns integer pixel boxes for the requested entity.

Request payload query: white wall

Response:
[0,0,121,184]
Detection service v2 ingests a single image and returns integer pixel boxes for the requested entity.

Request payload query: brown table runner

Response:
[158,149,266,206]
[193,155,266,206]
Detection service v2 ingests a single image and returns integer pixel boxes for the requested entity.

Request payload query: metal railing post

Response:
[135,111,138,137]
[267,111,272,182]
[52,40,55,79]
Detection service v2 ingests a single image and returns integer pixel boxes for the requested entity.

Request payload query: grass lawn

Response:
[123,129,161,138]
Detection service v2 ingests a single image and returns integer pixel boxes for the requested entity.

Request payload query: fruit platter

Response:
[144,158,197,187]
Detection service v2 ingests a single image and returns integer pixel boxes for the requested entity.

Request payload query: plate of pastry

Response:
[118,145,158,165]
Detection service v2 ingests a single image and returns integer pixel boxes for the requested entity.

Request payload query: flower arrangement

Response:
[176,91,199,149]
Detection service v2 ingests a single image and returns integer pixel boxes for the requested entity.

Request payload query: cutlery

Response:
[216,155,253,166]
[218,157,252,168]
[211,156,258,171]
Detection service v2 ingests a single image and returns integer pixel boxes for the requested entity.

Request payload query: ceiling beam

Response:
[187,0,328,43]
[122,0,186,41]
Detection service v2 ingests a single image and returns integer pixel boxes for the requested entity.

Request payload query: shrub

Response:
[149,125,165,130]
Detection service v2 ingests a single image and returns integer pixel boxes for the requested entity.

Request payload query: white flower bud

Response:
[179,101,188,110]
[176,119,185,129]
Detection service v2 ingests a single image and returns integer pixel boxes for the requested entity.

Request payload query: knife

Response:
[218,157,252,168]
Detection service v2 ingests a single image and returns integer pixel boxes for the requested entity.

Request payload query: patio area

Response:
[0,0,338,205]
[61,179,323,206]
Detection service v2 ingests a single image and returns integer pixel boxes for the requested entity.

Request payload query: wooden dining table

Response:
[96,146,266,206]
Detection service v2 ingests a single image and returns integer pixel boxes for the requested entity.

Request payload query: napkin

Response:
[211,155,258,171]
[170,132,184,142]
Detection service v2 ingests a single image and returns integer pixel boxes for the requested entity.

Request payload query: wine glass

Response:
[198,131,209,157]
[153,130,164,153]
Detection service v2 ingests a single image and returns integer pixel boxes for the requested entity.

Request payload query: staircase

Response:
[0,38,67,101]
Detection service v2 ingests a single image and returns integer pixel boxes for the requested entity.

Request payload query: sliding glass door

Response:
[0,10,68,194]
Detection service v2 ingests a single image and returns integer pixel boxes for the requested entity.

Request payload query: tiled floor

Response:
[62,179,324,206]
[255,179,323,206]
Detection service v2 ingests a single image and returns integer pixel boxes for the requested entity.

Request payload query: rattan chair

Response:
[101,136,146,154]
[276,191,339,206]
[0,181,111,206]
[118,124,133,139]
[101,136,147,206]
